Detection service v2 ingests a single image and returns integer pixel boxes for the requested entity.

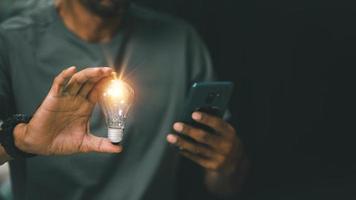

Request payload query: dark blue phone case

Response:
[174,81,234,144]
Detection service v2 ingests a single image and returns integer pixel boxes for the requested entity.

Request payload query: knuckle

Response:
[75,76,86,84]
[176,138,183,147]
[83,72,92,80]
[95,68,103,75]
[196,130,208,141]
[53,76,62,85]
[182,125,191,135]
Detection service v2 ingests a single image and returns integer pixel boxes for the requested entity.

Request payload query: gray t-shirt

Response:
[0,0,50,22]
[0,3,213,200]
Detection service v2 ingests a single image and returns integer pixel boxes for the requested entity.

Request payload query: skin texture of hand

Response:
[14,66,122,156]
[167,112,244,195]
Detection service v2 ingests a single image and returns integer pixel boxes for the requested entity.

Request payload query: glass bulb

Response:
[99,78,134,144]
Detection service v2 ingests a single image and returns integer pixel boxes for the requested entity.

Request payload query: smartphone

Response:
[177,81,234,134]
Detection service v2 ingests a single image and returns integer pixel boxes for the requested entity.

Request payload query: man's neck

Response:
[57,0,122,43]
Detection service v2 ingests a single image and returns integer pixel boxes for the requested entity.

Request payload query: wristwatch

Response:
[0,114,36,159]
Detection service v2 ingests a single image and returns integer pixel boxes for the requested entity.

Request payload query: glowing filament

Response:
[106,80,125,98]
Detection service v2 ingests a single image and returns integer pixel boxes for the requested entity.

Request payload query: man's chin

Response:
[79,0,130,18]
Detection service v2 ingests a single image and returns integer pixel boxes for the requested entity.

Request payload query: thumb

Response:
[80,134,122,153]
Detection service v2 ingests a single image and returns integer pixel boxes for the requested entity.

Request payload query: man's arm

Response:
[0,67,122,165]
[167,26,248,197]
[168,112,248,197]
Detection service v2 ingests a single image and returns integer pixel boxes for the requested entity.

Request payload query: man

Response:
[0,0,246,199]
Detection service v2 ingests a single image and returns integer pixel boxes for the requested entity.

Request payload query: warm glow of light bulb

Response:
[106,79,125,98]
[100,77,134,144]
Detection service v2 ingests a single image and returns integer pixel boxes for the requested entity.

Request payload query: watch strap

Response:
[0,114,36,159]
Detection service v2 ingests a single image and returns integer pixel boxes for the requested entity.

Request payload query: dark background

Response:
[1,0,356,199]
[132,0,356,199]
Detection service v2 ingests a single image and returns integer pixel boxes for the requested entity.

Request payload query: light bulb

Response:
[99,78,134,144]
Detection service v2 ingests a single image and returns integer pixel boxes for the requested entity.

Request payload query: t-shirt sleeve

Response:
[185,25,216,84]
[0,29,15,121]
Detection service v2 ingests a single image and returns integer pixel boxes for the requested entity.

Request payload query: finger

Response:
[78,68,113,99]
[80,134,122,153]
[192,112,232,136]
[87,76,113,104]
[173,122,221,147]
[50,66,77,95]
[78,81,96,99]
[166,134,215,158]
[64,68,107,96]
[63,67,112,96]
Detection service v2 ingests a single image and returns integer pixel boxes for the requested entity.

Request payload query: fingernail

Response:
[173,123,184,132]
[192,112,202,120]
[167,134,178,144]
[67,66,76,71]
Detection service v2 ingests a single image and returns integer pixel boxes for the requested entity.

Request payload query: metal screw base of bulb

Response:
[108,128,124,144]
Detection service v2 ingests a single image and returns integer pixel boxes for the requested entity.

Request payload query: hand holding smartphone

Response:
[168,82,242,175]
[176,81,234,137]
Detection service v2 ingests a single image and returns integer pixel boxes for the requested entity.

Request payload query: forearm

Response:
[204,155,250,197]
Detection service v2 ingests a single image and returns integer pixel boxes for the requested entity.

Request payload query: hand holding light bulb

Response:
[13,67,122,156]
[99,73,134,144]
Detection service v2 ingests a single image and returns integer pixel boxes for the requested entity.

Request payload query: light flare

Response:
[105,79,125,98]
[99,76,134,144]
